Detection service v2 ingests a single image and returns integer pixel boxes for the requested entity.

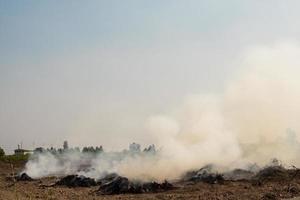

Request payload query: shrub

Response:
[0,147,5,157]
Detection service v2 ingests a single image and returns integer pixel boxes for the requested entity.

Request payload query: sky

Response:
[1,0,300,153]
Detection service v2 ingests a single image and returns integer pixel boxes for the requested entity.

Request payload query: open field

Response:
[1,161,300,200]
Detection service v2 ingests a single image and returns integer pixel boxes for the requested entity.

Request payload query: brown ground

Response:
[1,161,300,200]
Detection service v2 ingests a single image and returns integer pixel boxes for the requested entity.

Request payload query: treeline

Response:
[33,145,104,154]
[0,141,157,161]
[33,142,157,155]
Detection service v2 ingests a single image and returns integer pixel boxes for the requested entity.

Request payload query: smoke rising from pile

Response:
[24,42,300,180]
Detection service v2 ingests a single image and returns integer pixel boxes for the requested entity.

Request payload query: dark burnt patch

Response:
[16,173,34,181]
[96,174,174,195]
[56,175,96,187]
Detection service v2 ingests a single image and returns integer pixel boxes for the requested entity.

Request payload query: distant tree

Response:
[63,141,69,150]
[95,146,103,154]
[34,147,45,154]
[82,146,92,153]
[82,146,99,153]
[48,147,57,154]
[58,148,64,154]
[0,147,5,157]
[129,143,141,153]
[143,144,156,154]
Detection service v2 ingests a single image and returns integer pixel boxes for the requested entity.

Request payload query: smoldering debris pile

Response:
[51,162,300,191]
[97,175,130,194]
[253,166,300,184]
[6,173,34,181]
[56,175,96,187]
[16,173,34,181]
[181,161,300,186]
[8,159,300,198]
[13,173,34,182]
[16,141,300,196]
[254,166,287,182]
[54,173,174,194]
[223,169,255,181]
[6,173,34,182]
[97,174,173,195]
[182,165,224,184]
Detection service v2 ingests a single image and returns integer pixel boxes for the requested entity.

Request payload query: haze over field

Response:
[1,0,300,172]
[22,42,300,181]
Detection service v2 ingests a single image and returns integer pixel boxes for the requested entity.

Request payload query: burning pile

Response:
[6,172,34,182]
[97,174,173,194]
[54,173,174,194]
[56,175,96,187]
[8,157,300,198]
[253,165,300,185]
[16,173,34,181]
[182,165,224,184]
[15,142,300,196]
[180,161,300,187]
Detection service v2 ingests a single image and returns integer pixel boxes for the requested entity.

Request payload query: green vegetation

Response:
[0,154,30,162]
[0,147,4,157]
[1,154,29,162]
[0,147,29,162]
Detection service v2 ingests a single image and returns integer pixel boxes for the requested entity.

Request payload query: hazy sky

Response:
[1,0,300,153]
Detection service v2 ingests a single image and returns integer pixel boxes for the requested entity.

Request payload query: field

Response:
[1,161,300,200]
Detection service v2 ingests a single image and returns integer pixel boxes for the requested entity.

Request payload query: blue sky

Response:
[1,0,300,152]
[0,1,245,60]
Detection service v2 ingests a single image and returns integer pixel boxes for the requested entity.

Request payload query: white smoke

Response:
[24,42,300,180]
[24,149,160,180]
[147,42,300,174]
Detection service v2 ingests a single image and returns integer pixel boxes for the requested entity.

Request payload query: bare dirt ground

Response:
[1,161,300,200]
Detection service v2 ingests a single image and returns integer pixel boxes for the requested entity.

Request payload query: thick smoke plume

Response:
[24,42,300,181]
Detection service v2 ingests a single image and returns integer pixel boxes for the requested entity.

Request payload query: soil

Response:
[1,161,300,200]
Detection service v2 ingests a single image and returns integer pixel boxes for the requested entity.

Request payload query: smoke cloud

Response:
[24,42,300,181]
